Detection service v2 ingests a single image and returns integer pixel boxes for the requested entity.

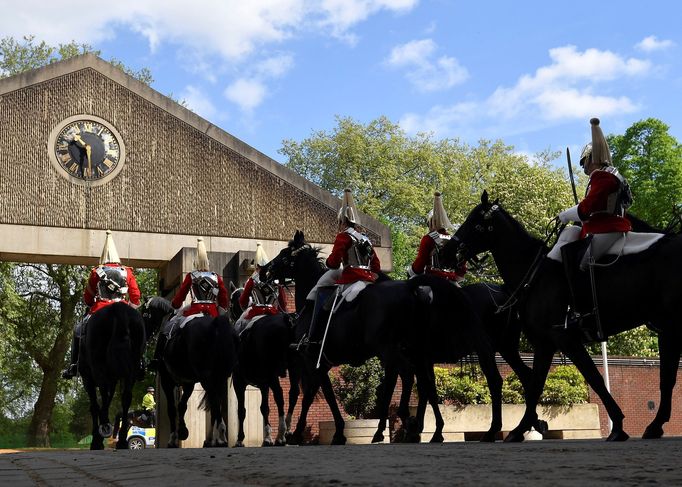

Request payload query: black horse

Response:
[445,191,682,441]
[143,297,237,447]
[378,280,546,443]
[228,285,301,447]
[266,230,502,444]
[78,302,150,450]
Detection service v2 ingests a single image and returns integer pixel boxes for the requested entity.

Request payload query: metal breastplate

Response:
[190,271,219,304]
[96,266,128,301]
[587,167,632,218]
[345,228,373,269]
[428,231,453,270]
[250,275,278,306]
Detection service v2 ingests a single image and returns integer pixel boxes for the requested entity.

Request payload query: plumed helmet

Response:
[195,237,210,271]
[254,242,269,267]
[427,192,453,232]
[582,118,611,167]
[337,188,359,225]
[99,230,121,264]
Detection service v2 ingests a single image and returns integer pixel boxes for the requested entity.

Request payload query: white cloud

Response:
[255,54,295,78]
[635,35,675,52]
[399,45,649,138]
[386,39,468,92]
[487,45,648,120]
[180,85,218,120]
[224,78,267,112]
[318,0,419,42]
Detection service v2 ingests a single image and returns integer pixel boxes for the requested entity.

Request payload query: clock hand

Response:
[85,144,92,175]
[73,133,87,148]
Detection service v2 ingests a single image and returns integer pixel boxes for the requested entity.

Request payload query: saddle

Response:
[162,313,204,339]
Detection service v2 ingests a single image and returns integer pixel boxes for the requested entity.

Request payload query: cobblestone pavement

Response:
[1,438,681,486]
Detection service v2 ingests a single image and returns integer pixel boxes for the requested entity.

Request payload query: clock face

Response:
[48,115,126,186]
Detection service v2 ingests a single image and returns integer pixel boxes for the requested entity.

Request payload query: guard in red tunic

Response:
[234,242,288,334]
[151,238,228,368]
[557,118,633,338]
[409,192,466,284]
[304,189,381,345]
[63,230,141,379]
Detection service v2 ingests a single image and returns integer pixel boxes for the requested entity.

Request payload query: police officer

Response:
[63,230,141,379]
[558,118,633,333]
[150,238,228,369]
[409,192,466,284]
[141,386,156,427]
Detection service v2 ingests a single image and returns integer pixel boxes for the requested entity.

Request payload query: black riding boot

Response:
[148,334,167,371]
[561,238,601,342]
[297,286,335,349]
[61,335,80,379]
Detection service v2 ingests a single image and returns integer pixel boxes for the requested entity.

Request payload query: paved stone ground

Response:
[2,438,682,486]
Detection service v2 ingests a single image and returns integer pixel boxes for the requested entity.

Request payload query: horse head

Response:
[141,296,174,338]
[442,190,502,268]
[229,286,244,322]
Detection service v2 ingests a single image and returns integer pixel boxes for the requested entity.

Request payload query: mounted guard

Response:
[150,237,228,369]
[555,118,634,340]
[234,242,288,335]
[409,191,466,284]
[62,230,141,379]
[303,188,381,353]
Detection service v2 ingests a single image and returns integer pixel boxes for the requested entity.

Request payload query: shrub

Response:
[331,357,384,419]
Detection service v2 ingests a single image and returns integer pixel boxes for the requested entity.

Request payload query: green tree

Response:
[609,118,682,228]
[280,116,572,278]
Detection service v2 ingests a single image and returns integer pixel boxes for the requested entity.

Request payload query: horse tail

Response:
[199,314,235,412]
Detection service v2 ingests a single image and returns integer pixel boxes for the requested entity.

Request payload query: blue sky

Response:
[2,0,680,166]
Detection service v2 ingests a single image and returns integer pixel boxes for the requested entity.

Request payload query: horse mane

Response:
[147,296,174,314]
[496,204,547,250]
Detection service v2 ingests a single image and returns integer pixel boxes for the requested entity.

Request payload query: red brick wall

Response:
[262,356,682,441]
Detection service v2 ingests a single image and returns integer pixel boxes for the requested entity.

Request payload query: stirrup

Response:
[62,364,78,379]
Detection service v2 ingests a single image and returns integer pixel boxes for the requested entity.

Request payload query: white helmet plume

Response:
[255,242,269,267]
[99,230,121,264]
[337,188,359,225]
[428,192,453,232]
[195,237,210,271]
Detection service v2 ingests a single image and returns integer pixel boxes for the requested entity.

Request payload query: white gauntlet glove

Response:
[558,205,580,224]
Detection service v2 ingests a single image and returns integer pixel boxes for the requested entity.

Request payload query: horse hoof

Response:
[99,424,113,438]
[116,440,128,450]
[178,426,189,441]
[262,440,274,447]
[372,432,384,443]
[275,439,286,447]
[429,433,444,443]
[504,431,525,443]
[642,424,664,439]
[168,442,179,448]
[404,433,421,444]
[392,428,406,443]
[90,442,104,451]
[534,420,549,436]
[480,432,496,443]
[287,432,303,445]
[606,430,630,441]
[331,434,346,445]
[234,441,244,448]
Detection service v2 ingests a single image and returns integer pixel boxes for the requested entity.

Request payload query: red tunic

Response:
[84,263,141,314]
[171,272,228,317]
[238,276,288,311]
[411,233,467,281]
[326,231,381,285]
[578,169,632,237]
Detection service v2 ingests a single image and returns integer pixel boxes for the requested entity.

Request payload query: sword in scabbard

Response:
[567,147,579,205]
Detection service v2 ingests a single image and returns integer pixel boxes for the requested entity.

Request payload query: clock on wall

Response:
[48,115,126,186]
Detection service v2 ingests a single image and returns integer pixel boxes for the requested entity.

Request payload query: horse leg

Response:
[285,363,300,441]
[372,360,398,443]
[177,383,194,442]
[270,380,287,446]
[560,339,628,441]
[232,374,247,447]
[319,372,346,445]
[499,349,548,435]
[97,384,116,439]
[505,345,555,442]
[395,367,415,443]
[160,372,179,448]
[115,379,134,449]
[82,376,104,450]
[259,386,274,446]
[203,381,228,448]
[643,330,681,439]
[477,350,503,442]
[288,374,320,445]
[420,366,444,443]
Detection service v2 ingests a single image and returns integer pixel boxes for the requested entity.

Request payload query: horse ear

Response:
[493,198,499,205]
[294,229,305,245]
[481,190,489,205]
